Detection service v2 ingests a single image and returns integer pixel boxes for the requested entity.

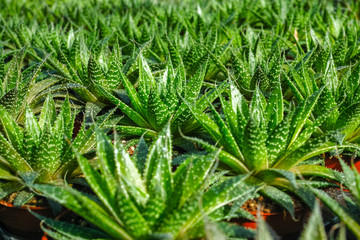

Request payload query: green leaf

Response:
[185,62,207,103]
[138,55,155,109]
[208,98,244,161]
[38,94,56,130]
[114,186,150,238]
[242,112,267,171]
[105,55,121,90]
[184,101,222,142]
[96,128,117,195]
[123,41,151,76]
[119,68,143,115]
[158,174,258,235]
[266,114,291,166]
[299,200,327,240]
[276,134,337,170]
[34,184,133,240]
[251,65,269,92]
[75,150,118,224]
[114,133,148,206]
[312,188,360,239]
[0,181,23,199]
[336,101,360,140]
[182,135,248,173]
[115,125,157,138]
[260,185,295,219]
[32,124,60,177]
[147,88,170,130]
[0,104,24,153]
[174,153,216,208]
[255,216,276,240]
[135,137,148,175]
[0,133,31,172]
[97,85,150,128]
[143,123,173,227]
[288,87,324,147]
[88,55,106,86]
[0,165,18,181]
[0,87,18,115]
[36,213,110,239]
[23,106,41,163]
[13,190,35,207]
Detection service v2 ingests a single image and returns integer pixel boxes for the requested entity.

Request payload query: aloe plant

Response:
[0,95,116,206]
[185,82,348,216]
[31,32,124,105]
[285,52,360,145]
[32,124,259,239]
[0,47,76,123]
[98,56,227,144]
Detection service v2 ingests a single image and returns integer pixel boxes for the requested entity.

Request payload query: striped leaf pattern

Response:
[187,82,337,209]
[33,124,258,239]
[0,94,112,204]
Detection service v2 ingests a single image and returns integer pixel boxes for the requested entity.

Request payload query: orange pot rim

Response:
[0,200,49,210]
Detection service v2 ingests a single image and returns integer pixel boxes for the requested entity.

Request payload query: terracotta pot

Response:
[324,156,360,173]
[234,208,310,236]
[0,200,53,239]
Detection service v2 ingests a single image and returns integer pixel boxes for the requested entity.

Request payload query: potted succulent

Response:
[185,82,346,234]
[285,52,360,170]
[32,124,260,239]
[0,95,115,237]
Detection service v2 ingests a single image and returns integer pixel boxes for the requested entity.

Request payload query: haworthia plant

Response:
[32,123,260,239]
[286,52,360,146]
[100,55,228,143]
[0,95,117,206]
[185,82,347,217]
[0,48,76,123]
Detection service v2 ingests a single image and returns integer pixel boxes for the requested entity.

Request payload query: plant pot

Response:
[0,200,53,239]
[324,155,360,173]
[234,207,310,236]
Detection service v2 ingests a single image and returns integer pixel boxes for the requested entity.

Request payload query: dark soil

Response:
[241,195,305,214]
[3,193,47,207]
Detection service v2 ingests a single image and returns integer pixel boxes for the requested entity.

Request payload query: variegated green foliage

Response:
[286,52,360,145]
[0,95,115,206]
[311,157,360,239]
[0,48,70,123]
[32,32,126,105]
[230,37,284,99]
[32,124,259,239]
[186,82,346,216]
[101,55,227,141]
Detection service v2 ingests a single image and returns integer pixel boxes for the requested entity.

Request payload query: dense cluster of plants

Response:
[1,0,360,239]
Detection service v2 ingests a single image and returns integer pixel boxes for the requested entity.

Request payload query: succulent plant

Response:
[285,53,360,146]
[0,47,75,123]
[185,82,348,216]
[0,95,115,206]
[32,124,259,239]
[99,56,227,145]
